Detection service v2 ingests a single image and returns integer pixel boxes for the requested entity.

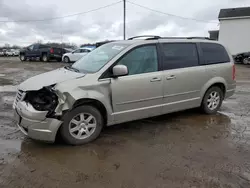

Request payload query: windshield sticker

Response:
[112,46,124,50]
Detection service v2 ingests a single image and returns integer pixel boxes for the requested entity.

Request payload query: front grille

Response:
[13,90,25,109]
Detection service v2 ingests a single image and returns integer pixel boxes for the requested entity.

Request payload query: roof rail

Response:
[160,37,211,40]
[160,37,189,39]
[186,37,210,40]
[127,35,161,40]
[127,36,211,40]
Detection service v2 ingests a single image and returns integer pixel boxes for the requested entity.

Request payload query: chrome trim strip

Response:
[32,129,52,133]
[116,96,163,105]
[162,97,200,106]
[163,90,199,98]
[113,97,200,115]
[113,103,162,115]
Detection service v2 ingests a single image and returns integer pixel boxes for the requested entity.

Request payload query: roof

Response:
[79,47,95,50]
[219,7,250,19]
[109,38,220,46]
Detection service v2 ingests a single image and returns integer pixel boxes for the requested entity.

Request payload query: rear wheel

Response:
[20,54,26,61]
[42,54,49,62]
[60,105,104,145]
[63,56,70,63]
[201,86,223,114]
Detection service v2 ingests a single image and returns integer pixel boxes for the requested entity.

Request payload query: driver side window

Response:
[80,49,90,53]
[74,49,81,53]
[117,45,158,76]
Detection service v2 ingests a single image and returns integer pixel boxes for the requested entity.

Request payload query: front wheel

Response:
[60,105,104,145]
[42,54,49,62]
[243,58,249,65]
[63,56,70,63]
[201,86,223,114]
[20,54,26,61]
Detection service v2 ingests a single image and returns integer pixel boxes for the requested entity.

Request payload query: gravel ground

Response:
[0,57,250,188]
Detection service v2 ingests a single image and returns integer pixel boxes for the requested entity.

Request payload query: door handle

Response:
[166,75,176,80]
[150,77,162,82]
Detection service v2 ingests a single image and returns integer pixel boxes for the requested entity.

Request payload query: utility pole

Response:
[123,0,126,40]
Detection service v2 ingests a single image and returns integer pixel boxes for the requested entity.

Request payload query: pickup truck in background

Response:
[19,44,65,62]
[234,51,250,65]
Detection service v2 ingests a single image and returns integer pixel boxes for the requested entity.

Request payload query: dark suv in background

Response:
[19,44,65,62]
[234,51,250,64]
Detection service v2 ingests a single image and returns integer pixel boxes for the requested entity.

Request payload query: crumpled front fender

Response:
[54,86,113,124]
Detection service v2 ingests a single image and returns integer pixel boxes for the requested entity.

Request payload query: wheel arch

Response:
[63,55,70,62]
[72,98,108,125]
[41,52,48,57]
[201,78,227,102]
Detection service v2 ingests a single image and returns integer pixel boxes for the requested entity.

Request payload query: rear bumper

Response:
[49,54,62,60]
[225,84,236,99]
[14,101,62,143]
[225,89,235,98]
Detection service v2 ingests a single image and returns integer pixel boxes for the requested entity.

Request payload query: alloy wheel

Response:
[207,91,220,110]
[69,113,97,140]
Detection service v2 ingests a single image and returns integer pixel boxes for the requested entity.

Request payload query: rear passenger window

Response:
[200,43,230,64]
[162,43,199,70]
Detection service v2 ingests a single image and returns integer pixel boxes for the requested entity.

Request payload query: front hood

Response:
[63,53,71,57]
[19,67,85,91]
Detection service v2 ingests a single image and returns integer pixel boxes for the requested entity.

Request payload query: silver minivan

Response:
[13,36,236,145]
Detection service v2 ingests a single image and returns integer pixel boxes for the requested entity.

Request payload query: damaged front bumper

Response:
[14,101,62,143]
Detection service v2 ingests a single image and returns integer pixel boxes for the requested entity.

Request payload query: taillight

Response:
[233,64,236,80]
[50,48,54,53]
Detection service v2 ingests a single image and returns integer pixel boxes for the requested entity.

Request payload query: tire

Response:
[42,54,49,62]
[57,58,62,62]
[201,86,223,114]
[20,54,26,61]
[63,56,70,63]
[60,105,104,145]
[243,58,249,65]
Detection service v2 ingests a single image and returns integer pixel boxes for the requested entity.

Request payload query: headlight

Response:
[24,86,58,116]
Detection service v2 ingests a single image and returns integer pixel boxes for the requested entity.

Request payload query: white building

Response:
[218,7,250,55]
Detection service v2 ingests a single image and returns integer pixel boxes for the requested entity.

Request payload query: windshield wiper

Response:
[64,65,80,72]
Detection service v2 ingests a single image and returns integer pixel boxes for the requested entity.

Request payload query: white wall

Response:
[219,18,250,55]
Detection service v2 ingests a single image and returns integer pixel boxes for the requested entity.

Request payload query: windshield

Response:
[71,43,129,73]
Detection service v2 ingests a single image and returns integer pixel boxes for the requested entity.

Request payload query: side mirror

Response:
[112,65,128,77]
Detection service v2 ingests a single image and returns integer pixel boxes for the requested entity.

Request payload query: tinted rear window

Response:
[161,43,199,70]
[200,43,230,65]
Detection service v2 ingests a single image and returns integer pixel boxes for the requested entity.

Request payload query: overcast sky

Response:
[0,0,250,46]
